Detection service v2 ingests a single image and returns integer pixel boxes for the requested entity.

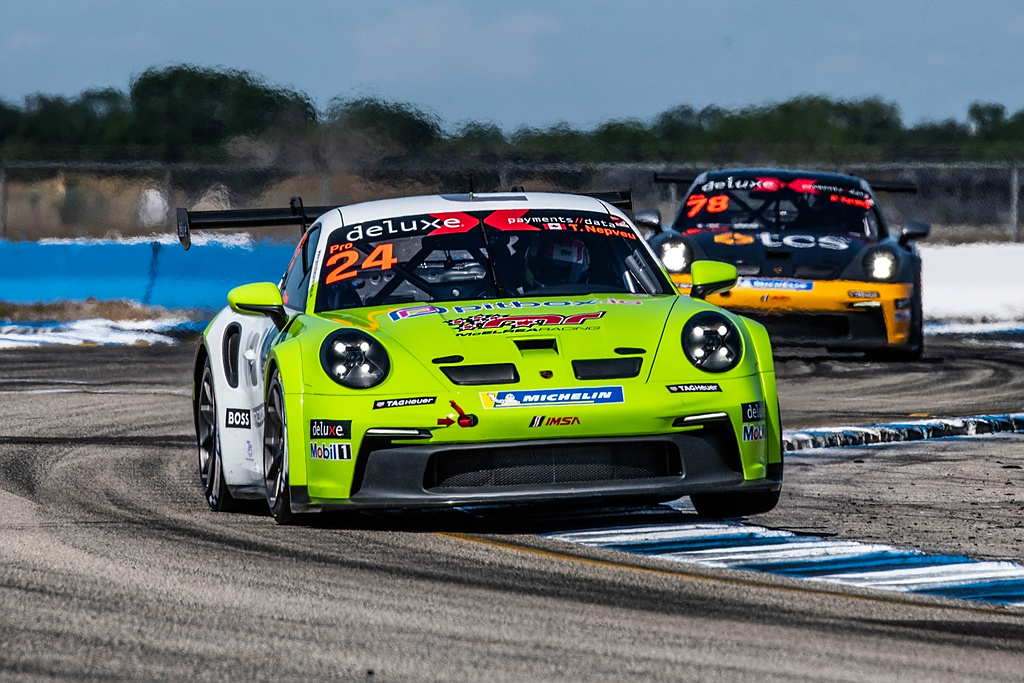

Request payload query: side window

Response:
[281,224,321,310]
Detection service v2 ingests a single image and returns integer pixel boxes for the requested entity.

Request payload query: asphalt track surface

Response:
[2,338,1024,681]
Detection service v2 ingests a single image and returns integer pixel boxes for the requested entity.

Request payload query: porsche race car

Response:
[179,191,783,524]
[641,169,930,359]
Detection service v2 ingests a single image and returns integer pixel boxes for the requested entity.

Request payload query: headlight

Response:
[864,248,898,281]
[320,330,390,388]
[681,312,742,372]
[658,239,691,273]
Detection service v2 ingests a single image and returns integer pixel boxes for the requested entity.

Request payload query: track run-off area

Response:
[2,335,1024,680]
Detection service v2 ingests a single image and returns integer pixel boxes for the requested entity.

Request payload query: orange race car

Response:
[640,169,930,360]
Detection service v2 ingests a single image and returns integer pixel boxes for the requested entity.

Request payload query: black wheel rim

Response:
[197,365,219,505]
[264,381,286,507]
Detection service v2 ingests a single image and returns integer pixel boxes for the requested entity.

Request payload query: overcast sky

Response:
[3,0,1023,131]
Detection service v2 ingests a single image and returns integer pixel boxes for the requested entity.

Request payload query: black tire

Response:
[691,436,784,519]
[196,358,242,512]
[690,489,781,519]
[263,371,297,525]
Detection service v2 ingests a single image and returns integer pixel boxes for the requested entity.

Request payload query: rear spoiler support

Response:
[176,196,334,250]
[584,190,632,214]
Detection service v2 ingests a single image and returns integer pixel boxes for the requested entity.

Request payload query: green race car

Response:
[181,192,783,524]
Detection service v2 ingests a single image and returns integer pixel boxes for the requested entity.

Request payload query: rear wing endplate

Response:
[176,196,334,250]
[585,190,632,214]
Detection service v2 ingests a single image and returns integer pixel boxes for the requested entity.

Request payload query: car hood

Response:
[313,294,691,389]
[686,228,872,279]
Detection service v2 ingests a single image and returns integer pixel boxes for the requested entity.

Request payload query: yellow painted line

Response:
[437,531,1024,617]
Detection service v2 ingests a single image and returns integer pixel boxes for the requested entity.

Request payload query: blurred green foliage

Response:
[2,65,1024,163]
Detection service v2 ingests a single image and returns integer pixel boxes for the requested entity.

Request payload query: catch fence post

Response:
[321,171,330,205]
[0,164,7,240]
[162,167,173,234]
[1012,161,1020,243]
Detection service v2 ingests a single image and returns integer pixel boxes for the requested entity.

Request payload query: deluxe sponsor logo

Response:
[713,231,755,246]
[742,423,766,442]
[310,442,352,461]
[447,311,604,333]
[372,396,436,409]
[667,383,721,393]
[253,403,266,428]
[225,408,251,429]
[481,386,624,409]
[309,419,351,439]
[741,401,765,422]
[388,298,641,322]
[529,416,581,427]
[738,277,814,292]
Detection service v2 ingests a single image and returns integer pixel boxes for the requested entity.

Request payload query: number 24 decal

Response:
[325,243,398,284]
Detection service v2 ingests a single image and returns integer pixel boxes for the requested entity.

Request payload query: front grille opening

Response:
[423,441,681,490]
[572,357,642,380]
[440,363,519,386]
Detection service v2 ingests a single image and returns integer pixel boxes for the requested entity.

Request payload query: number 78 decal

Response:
[685,194,730,217]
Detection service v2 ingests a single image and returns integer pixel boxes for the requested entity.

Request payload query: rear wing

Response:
[585,190,632,214]
[653,172,918,194]
[176,196,334,250]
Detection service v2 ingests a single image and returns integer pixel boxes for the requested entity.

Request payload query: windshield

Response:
[314,209,672,312]
[673,176,884,239]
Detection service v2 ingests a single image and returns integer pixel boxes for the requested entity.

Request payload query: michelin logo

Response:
[739,278,814,291]
[481,386,624,409]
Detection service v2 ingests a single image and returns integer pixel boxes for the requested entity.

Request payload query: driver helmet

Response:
[524,232,590,288]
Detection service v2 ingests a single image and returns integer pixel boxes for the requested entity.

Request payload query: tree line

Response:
[2,65,1024,164]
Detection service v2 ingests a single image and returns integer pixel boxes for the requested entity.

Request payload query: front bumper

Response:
[291,428,782,512]
[672,276,914,347]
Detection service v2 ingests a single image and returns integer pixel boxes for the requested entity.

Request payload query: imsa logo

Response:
[742,423,766,442]
[310,442,352,461]
[529,416,581,427]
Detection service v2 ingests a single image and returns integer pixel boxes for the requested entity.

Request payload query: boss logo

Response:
[225,408,251,429]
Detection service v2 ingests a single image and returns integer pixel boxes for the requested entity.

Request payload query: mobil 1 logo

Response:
[309,419,351,439]
[225,408,251,429]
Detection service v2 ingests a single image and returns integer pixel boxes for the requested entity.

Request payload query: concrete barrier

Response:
[0,239,295,310]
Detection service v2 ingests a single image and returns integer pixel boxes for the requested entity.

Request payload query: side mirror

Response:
[633,208,663,238]
[899,220,930,246]
[689,260,738,300]
[228,282,288,329]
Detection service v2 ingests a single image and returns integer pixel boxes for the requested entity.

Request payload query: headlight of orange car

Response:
[864,248,899,281]
[658,238,691,274]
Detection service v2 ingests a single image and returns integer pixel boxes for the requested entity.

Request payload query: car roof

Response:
[699,168,866,187]
[314,192,621,231]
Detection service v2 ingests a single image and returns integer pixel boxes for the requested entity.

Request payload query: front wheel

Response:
[263,371,297,525]
[690,489,781,519]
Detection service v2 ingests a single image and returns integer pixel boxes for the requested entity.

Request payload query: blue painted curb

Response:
[784,413,1024,451]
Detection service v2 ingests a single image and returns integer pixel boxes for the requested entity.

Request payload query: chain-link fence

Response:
[1,160,1020,243]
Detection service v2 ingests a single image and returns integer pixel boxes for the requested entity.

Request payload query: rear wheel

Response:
[197,359,241,511]
[263,371,297,525]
